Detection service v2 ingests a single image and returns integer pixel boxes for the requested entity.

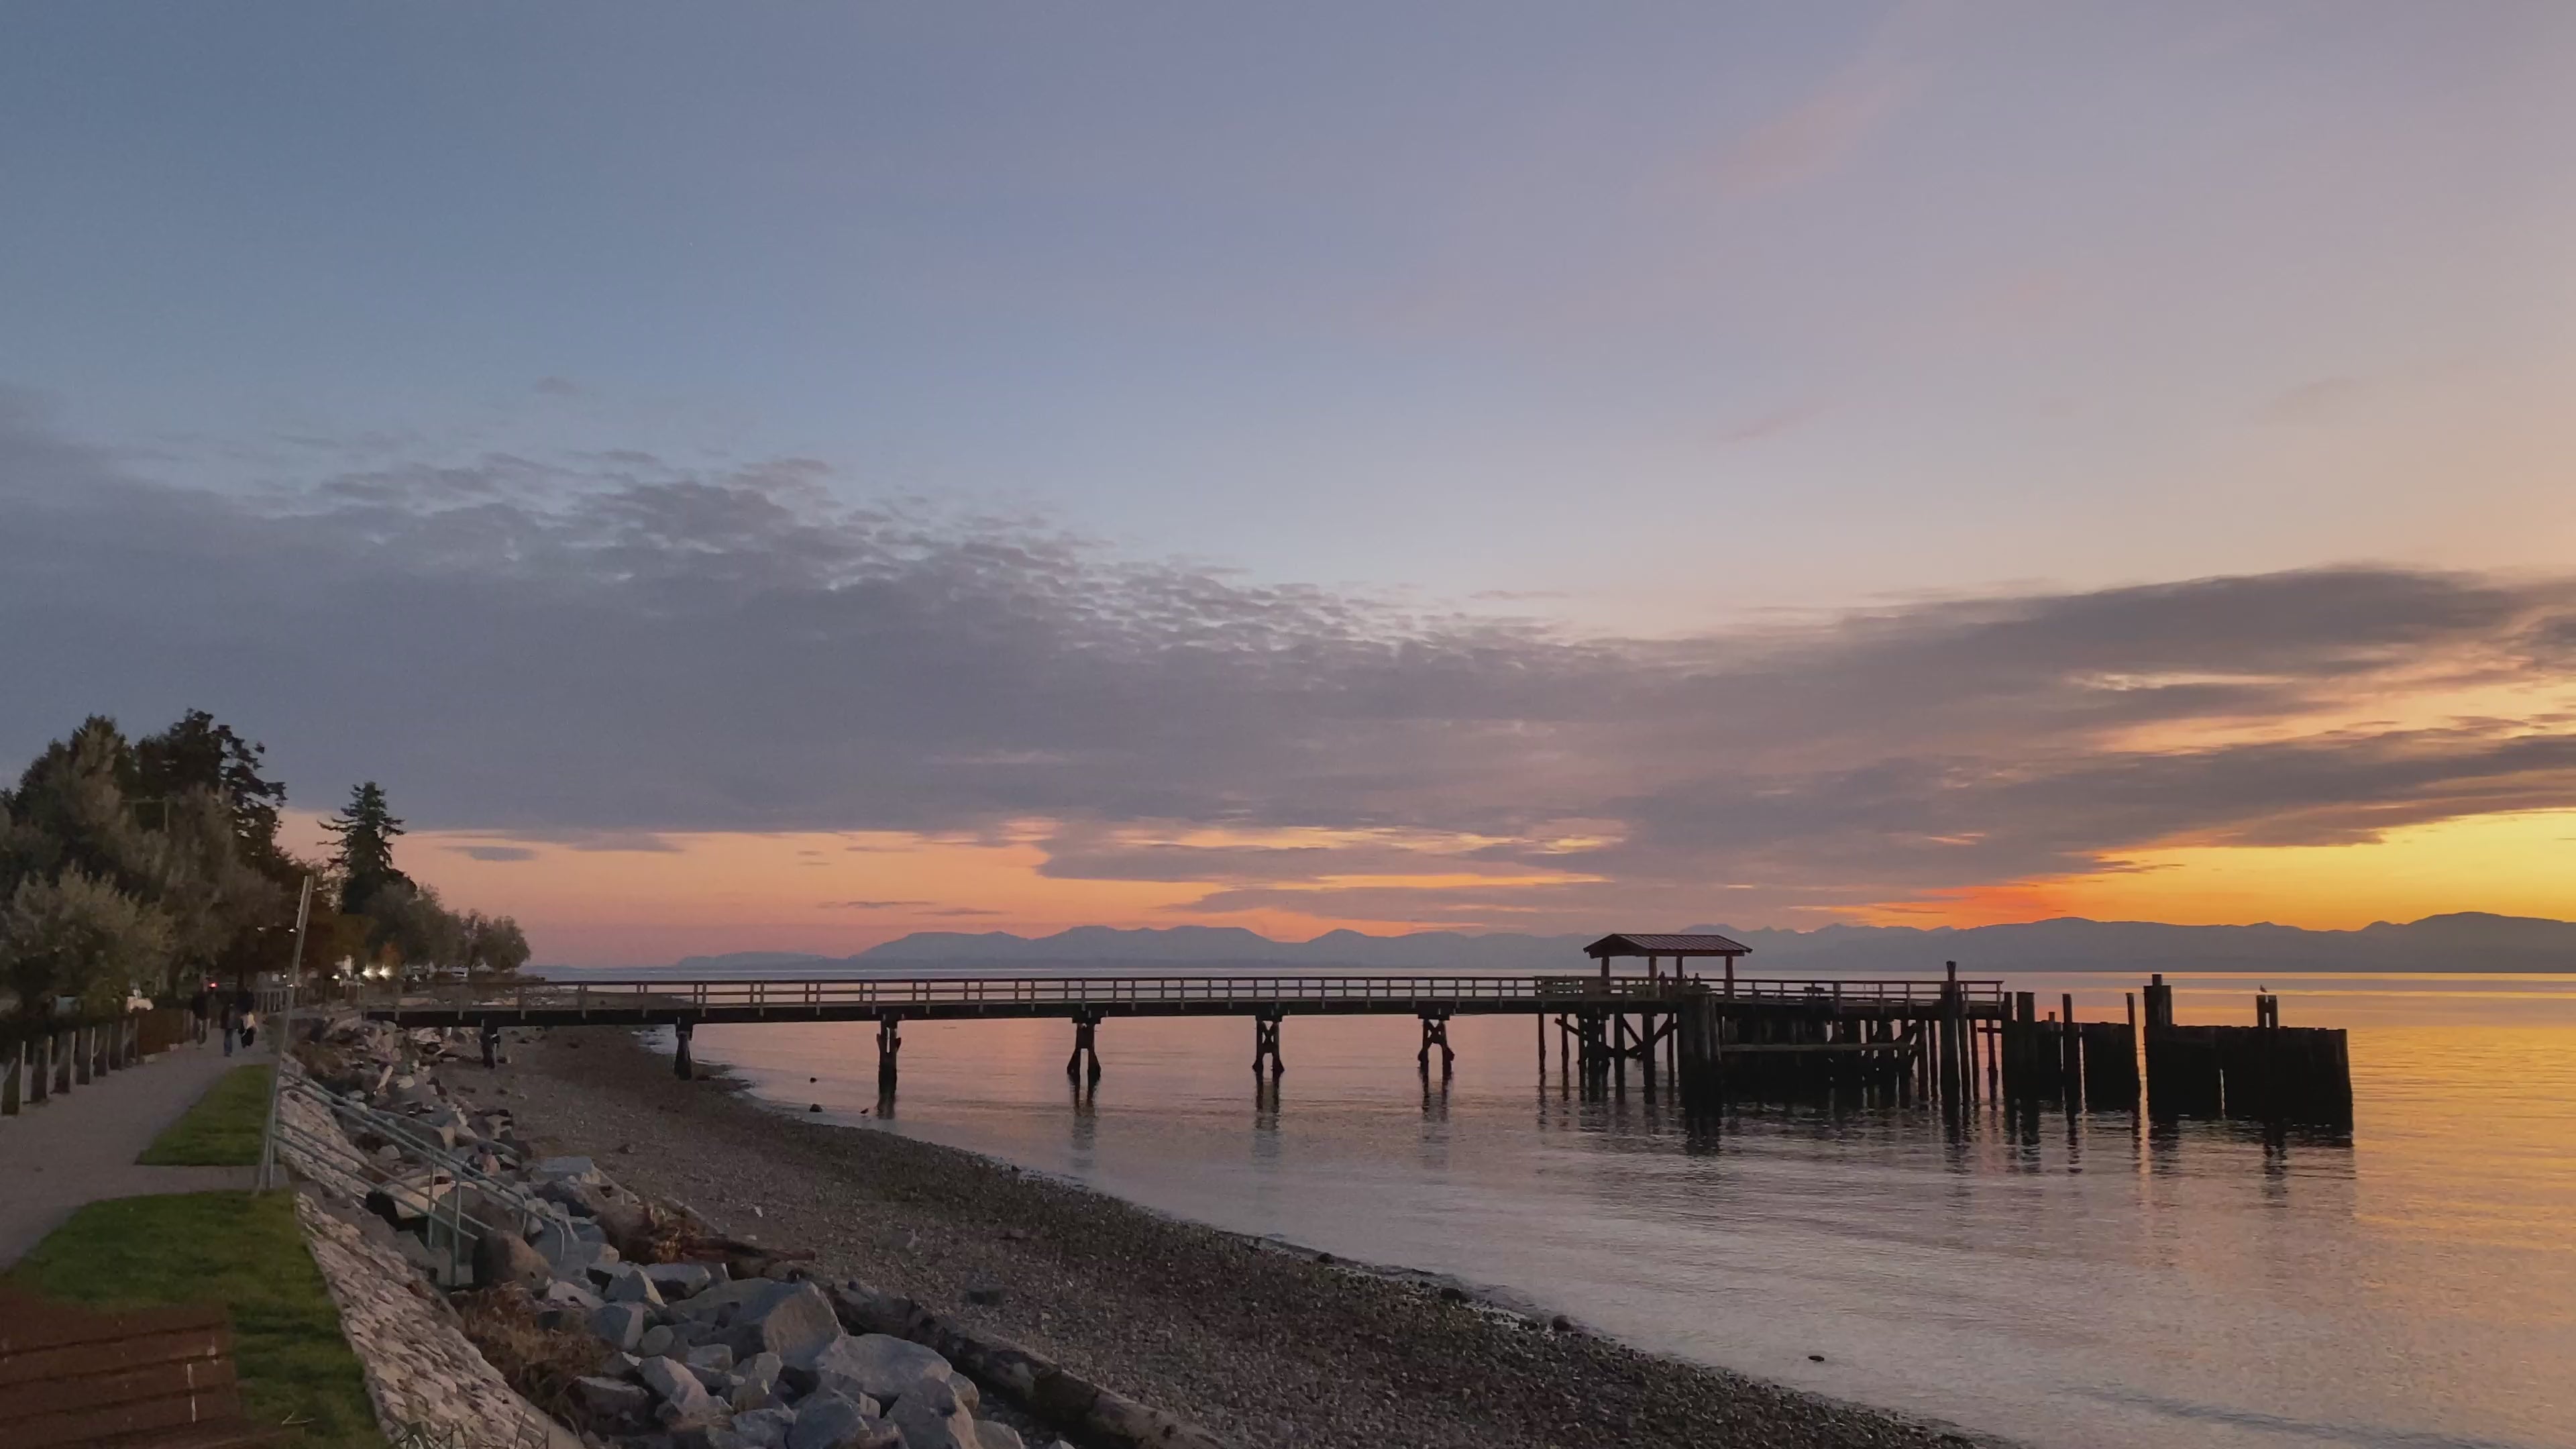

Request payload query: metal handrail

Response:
[274,1064,572,1288]
[366,971,2012,1014]
[281,1066,551,1223]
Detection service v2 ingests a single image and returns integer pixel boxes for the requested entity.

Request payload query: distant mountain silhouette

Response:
[662,912,2576,975]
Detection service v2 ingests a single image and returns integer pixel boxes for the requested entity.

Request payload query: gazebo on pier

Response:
[1582,931,1752,991]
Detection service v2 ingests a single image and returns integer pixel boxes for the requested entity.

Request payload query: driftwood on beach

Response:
[833,1281,1228,1449]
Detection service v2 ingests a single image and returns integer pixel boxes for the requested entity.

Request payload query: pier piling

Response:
[878,1014,904,1096]
[1253,1011,1286,1079]
[1066,1011,1103,1085]
[1417,1012,1454,1077]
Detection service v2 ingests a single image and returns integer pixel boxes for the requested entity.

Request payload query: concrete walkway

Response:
[0,1036,274,1264]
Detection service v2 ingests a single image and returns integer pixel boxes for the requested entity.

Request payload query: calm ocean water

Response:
[655,973,2576,1449]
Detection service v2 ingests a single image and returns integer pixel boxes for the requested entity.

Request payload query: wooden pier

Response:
[356,936,2352,1126]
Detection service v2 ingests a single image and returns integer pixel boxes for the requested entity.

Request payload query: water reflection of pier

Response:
[356,932,2353,1128]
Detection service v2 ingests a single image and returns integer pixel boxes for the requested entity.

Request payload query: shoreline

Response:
[444,1025,1995,1449]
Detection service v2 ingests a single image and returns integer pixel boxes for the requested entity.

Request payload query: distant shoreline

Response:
[533,959,2576,978]
[537,910,2576,978]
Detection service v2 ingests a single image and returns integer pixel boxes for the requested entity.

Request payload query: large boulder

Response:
[601,1263,667,1305]
[533,1218,616,1279]
[644,1261,716,1299]
[642,1354,727,1428]
[539,1177,608,1218]
[792,1334,951,1403]
[363,1170,455,1226]
[595,1198,656,1254]
[731,1407,798,1449]
[542,1277,606,1313]
[886,1379,978,1449]
[529,1155,605,1186]
[572,1375,653,1424]
[975,1424,1024,1449]
[474,1227,553,1293]
[672,1275,777,1323]
[786,1393,898,1449]
[729,1351,784,1412]
[737,1281,840,1365]
[590,1302,650,1352]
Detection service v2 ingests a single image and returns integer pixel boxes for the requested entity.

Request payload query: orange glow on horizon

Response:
[1858,809,2576,930]
[286,804,2576,967]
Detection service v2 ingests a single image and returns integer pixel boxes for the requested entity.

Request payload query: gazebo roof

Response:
[1583,932,1752,959]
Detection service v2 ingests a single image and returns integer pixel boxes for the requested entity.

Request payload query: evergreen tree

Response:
[135,710,291,878]
[323,781,411,916]
[4,717,157,888]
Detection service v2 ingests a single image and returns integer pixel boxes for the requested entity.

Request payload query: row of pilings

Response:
[1674,972,2353,1128]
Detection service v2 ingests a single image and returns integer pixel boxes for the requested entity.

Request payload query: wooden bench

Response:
[0,1285,276,1448]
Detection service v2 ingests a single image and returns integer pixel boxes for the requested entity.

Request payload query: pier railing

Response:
[364,971,2007,1018]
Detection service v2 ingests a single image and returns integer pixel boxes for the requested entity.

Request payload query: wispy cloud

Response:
[1708,5,1943,197]
[5,402,2572,930]
[2258,376,2365,426]
[1715,400,1825,445]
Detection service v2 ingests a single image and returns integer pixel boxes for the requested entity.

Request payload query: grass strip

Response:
[7,1191,383,1448]
[137,1062,275,1166]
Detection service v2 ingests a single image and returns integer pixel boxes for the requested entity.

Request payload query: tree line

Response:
[0,710,529,1020]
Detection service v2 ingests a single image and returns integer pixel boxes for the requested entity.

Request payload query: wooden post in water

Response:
[1940,961,1964,1105]
[1064,1011,1101,1086]
[880,1014,906,1096]
[1416,1012,1452,1078]
[2143,973,2174,1031]
[1253,1011,1287,1079]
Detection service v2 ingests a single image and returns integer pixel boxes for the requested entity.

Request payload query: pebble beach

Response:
[441,1026,1993,1449]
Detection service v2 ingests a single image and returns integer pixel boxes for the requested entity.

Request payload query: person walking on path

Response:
[221,985,253,1056]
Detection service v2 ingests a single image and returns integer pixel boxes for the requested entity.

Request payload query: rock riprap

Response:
[277,1016,1073,1449]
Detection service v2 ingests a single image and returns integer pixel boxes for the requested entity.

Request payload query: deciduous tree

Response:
[0,869,172,1018]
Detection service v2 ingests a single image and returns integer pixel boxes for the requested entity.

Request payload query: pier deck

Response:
[361,972,2010,1027]
[329,967,2347,1126]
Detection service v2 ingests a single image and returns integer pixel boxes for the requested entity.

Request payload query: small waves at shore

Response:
[633,972,2576,1449]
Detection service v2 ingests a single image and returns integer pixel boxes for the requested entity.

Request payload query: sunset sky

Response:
[5,3,2573,963]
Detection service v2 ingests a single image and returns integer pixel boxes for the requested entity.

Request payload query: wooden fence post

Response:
[1,1040,19,1115]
